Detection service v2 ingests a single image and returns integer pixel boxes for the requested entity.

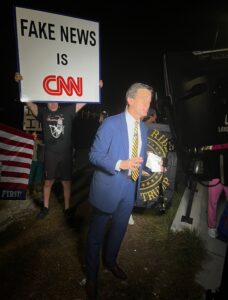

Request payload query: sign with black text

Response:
[15,6,100,103]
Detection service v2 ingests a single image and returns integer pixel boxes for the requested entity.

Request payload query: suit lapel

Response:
[119,114,147,159]
[120,113,129,157]
[140,122,147,157]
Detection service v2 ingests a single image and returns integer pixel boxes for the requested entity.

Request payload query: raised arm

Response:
[15,72,38,117]
[75,103,86,113]
[26,102,38,117]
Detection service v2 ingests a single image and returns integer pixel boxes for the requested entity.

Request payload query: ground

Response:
[0,163,207,300]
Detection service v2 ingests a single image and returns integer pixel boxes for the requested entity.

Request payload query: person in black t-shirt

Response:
[27,101,85,219]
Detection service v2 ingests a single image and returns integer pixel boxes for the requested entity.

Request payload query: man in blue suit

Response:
[85,82,154,299]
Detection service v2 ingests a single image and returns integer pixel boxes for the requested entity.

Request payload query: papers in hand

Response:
[146,152,162,172]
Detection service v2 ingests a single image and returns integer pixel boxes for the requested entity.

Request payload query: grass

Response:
[0,174,208,299]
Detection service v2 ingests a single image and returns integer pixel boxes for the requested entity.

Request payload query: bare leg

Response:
[61,180,71,210]
[43,179,54,208]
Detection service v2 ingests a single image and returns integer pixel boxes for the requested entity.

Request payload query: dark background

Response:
[1,0,228,145]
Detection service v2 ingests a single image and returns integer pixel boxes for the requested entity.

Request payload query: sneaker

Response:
[64,208,71,217]
[128,214,135,225]
[208,227,217,238]
[64,208,77,227]
[37,207,49,219]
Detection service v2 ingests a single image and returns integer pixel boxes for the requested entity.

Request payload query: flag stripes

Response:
[0,123,34,200]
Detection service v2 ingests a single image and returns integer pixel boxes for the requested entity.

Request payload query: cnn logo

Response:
[43,75,83,96]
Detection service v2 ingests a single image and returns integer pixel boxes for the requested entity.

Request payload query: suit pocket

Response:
[93,171,114,187]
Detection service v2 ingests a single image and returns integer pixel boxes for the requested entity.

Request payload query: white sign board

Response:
[15,7,100,103]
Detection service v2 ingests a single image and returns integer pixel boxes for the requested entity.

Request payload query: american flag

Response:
[0,123,34,200]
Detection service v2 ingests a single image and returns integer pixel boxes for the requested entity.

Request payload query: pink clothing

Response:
[212,143,228,150]
[208,178,228,228]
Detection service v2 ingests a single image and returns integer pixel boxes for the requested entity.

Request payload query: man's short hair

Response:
[126,83,154,100]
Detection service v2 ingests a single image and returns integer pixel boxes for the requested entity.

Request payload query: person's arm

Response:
[14,72,38,117]
[26,102,38,117]
[75,103,86,113]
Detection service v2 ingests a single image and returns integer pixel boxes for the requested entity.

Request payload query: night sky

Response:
[1,0,228,129]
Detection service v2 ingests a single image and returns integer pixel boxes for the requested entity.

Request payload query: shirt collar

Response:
[125,108,140,124]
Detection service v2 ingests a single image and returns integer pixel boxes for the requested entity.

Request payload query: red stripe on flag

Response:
[0,149,33,159]
[0,123,33,140]
[0,182,27,190]
[2,171,29,179]
[0,123,34,197]
[2,160,31,169]
[0,136,34,150]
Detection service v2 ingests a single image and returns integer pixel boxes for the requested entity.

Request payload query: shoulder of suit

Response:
[105,113,123,122]
[140,121,148,130]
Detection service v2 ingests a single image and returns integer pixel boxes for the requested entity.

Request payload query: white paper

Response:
[146,152,162,172]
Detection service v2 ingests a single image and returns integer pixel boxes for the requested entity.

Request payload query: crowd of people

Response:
[15,74,161,299]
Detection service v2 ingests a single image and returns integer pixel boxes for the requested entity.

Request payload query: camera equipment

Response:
[163,48,228,298]
[163,48,228,212]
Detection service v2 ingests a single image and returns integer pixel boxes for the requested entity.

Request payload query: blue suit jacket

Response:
[89,112,148,213]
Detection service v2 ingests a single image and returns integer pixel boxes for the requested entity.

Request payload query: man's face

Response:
[128,88,152,119]
[47,102,59,112]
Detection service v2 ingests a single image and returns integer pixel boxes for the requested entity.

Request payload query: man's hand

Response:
[15,72,23,82]
[14,72,38,116]
[120,157,143,171]
[99,80,103,88]
[142,170,150,177]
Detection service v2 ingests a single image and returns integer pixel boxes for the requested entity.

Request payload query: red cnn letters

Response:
[43,75,83,96]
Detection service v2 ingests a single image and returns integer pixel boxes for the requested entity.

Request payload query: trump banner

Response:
[15,6,100,103]
[136,123,177,209]
[0,123,34,200]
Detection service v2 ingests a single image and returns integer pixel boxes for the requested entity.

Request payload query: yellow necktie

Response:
[131,120,139,181]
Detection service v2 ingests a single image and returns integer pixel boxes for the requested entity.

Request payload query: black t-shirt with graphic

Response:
[37,104,76,154]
